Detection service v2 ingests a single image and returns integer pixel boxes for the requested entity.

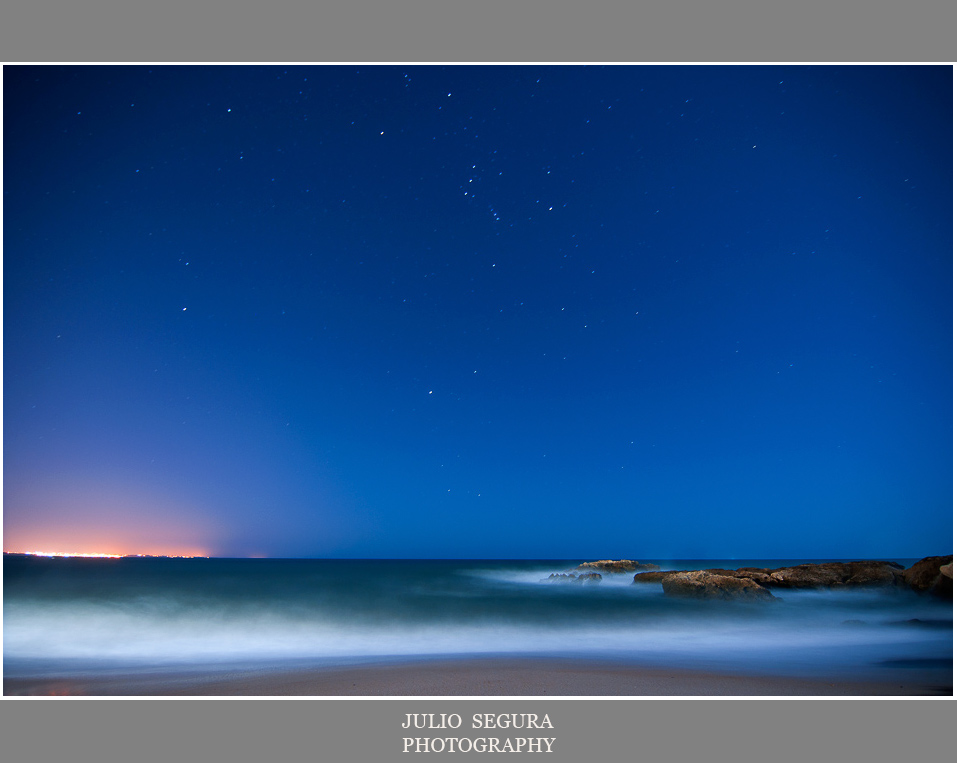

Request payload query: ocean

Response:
[3,556,952,690]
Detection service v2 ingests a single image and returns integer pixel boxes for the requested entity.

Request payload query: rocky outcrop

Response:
[902,555,953,599]
[632,570,676,583]
[544,572,602,584]
[567,556,952,600]
[638,560,916,599]
[637,562,904,588]
[634,567,739,583]
[758,561,905,589]
[660,570,776,601]
[575,560,660,574]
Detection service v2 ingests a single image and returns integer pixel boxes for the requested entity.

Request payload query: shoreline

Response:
[5,656,951,696]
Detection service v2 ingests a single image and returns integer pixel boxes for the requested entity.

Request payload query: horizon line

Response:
[4,551,945,561]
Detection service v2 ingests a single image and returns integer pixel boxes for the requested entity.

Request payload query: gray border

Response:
[1,699,956,762]
[2,2,954,763]
[0,0,955,62]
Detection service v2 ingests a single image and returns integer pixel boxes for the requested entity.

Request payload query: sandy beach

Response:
[5,656,951,696]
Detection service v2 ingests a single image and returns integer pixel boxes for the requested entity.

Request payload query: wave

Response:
[4,557,951,684]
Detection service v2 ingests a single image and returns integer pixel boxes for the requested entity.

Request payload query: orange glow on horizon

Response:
[3,535,213,560]
[7,550,210,559]
[19,550,123,558]
[3,481,222,560]
[3,533,213,560]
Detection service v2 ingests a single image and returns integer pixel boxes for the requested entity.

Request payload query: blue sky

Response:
[4,65,952,558]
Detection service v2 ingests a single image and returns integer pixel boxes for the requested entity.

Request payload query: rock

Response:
[729,569,777,586]
[544,573,576,583]
[902,555,953,599]
[661,570,775,601]
[634,567,745,581]
[759,561,904,589]
[894,618,938,627]
[575,559,660,573]
[637,559,942,600]
[633,570,678,583]
[543,572,602,584]
[638,560,907,596]
[889,618,952,629]
[844,561,905,586]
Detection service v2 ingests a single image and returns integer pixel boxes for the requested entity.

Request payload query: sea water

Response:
[3,556,952,688]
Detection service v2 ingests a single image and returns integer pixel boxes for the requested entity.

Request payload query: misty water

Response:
[4,556,951,688]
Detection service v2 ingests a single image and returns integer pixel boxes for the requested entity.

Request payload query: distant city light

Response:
[7,550,209,559]
[20,551,122,558]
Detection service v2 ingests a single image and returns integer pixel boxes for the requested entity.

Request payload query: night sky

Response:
[3,65,952,559]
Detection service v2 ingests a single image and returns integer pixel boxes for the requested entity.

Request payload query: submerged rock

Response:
[902,555,953,599]
[544,572,602,584]
[575,559,660,574]
[661,570,776,601]
[544,573,576,583]
[890,618,953,629]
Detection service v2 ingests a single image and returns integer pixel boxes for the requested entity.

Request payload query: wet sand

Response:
[5,656,951,696]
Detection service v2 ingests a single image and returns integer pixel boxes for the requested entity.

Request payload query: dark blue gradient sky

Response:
[4,65,952,559]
